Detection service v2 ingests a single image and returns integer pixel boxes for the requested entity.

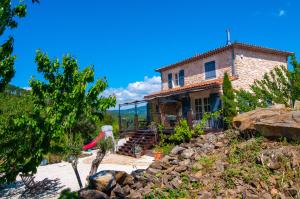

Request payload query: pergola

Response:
[118,100,149,133]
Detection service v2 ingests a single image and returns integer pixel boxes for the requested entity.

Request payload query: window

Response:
[203,97,211,112]
[168,73,173,89]
[195,98,203,120]
[179,70,185,86]
[205,61,216,79]
[175,73,179,86]
[195,97,211,120]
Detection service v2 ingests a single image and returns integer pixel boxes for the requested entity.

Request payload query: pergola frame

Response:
[118,100,148,133]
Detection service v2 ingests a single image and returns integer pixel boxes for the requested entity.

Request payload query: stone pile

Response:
[80,130,300,198]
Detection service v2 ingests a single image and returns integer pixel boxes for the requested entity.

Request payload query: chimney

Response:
[226,29,231,45]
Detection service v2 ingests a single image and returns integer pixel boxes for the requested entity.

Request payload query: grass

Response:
[198,155,217,171]
[144,188,187,199]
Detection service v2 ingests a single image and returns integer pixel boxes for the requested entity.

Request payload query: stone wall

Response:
[232,48,288,90]
[161,49,232,90]
[160,47,288,92]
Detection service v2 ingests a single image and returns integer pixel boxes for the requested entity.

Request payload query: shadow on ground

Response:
[0,178,64,199]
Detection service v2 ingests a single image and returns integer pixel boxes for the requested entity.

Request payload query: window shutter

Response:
[168,73,173,88]
[205,61,216,79]
[179,70,184,86]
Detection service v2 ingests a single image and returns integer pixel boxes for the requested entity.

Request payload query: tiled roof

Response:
[155,42,293,72]
[144,76,238,100]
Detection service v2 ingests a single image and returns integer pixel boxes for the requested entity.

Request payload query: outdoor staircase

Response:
[117,131,156,157]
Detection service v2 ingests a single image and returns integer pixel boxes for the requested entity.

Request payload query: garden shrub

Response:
[170,119,194,143]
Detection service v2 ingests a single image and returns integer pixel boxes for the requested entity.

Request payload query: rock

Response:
[284,187,298,197]
[146,168,160,175]
[192,162,203,170]
[174,165,188,172]
[129,189,142,199]
[141,184,152,195]
[214,141,225,148]
[270,188,279,196]
[111,184,125,198]
[170,159,179,165]
[89,170,116,192]
[233,107,300,140]
[267,161,281,170]
[121,174,134,186]
[181,148,195,159]
[261,192,272,199]
[215,160,225,172]
[123,185,131,195]
[150,161,163,170]
[171,146,185,155]
[179,159,191,166]
[79,189,109,199]
[192,171,203,179]
[170,177,181,189]
[202,143,215,152]
[198,191,212,199]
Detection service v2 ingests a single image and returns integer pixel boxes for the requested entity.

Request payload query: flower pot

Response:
[153,151,163,160]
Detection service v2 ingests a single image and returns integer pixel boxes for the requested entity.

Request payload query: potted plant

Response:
[153,145,163,160]
[133,145,142,158]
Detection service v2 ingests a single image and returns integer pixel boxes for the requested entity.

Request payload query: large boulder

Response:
[233,107,300,140]
[89,170,127,193]
[255,111,300,140]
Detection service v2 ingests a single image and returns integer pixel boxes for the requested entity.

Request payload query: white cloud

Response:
[279,9,285,16]
[103,76,161,109]
[22,87,32,91]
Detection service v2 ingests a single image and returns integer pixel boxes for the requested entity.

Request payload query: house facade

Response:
[144,42,292,129]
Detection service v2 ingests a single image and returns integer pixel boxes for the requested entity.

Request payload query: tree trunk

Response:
[88,148,106,177]
[71,157,83,189]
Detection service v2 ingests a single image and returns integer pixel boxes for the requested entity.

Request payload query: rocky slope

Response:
[81,130,300,199]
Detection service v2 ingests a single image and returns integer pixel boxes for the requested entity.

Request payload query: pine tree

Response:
[221,72,237,126]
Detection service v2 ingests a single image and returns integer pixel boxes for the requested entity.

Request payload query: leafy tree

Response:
[236,55,300,111]
[0,0,38,92]
[0,50,116,185]
[221,72,237,126]
[30,50,116,188]
[235,89,267,113]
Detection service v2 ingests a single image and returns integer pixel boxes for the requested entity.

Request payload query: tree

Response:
[0,0,38,92]
[235,89,267,113]
[30,50,116,188]
[221,72,237,127]
[236,55,300,111]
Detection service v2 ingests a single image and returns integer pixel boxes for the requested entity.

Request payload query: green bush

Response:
[170,119,194,143]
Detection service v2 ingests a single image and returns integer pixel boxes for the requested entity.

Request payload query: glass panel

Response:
[195,98,203,120]
[168,73,172,88]
[175,74,179,85]
[205,61,216,79]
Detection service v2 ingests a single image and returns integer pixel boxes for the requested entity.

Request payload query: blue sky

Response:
[6,0,300,105]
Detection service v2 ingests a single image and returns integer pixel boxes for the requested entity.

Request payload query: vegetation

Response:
[221,72,237,126]
[153,124,175,155]
[236,55,300,111]
[194,111,221,135]
[0,51,116,185]
[0,0,39,92]
[29,50,116,188]
[170,119,194,143]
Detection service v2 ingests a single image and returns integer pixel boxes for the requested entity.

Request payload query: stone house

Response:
[144,42,292,129]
